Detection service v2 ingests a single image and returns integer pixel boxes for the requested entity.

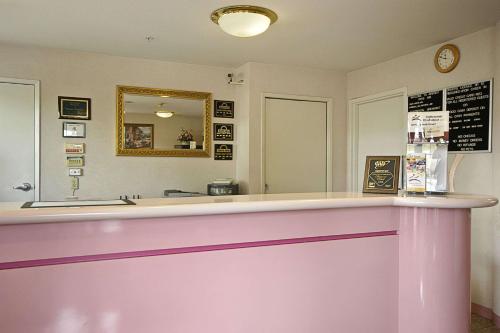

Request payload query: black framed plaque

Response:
[214,123,234,141]
[214,100,234,118]
[362,156,401,194]
[214,144,233,160]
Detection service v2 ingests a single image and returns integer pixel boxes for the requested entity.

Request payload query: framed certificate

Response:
[362,156,401,194]
[214,144,233,160]
[58,96,91,120]
[214,100,234,118]
[213,123,234,141]
[62,122,86,138]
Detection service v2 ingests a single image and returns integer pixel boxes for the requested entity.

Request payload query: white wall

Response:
[236,62,347,193]
[348,26,499,314]
[0,43,237,200]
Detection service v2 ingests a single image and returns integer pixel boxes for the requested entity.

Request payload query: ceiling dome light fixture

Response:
[211,5,278,38]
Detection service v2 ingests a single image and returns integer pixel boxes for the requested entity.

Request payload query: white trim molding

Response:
[261,93,333,194]
[347,88,407,192]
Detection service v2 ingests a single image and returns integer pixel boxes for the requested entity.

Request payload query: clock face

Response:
[435,44,460,73]
[437,48,455,69]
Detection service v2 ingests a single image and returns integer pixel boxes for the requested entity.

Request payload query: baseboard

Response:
[472,303,500,328]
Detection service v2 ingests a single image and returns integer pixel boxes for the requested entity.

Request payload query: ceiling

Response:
[124,95,203,117]
[0,0,499,71]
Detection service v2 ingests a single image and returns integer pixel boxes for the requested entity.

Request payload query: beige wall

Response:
[0,43,236,199]
[234,63,251,194]
[236,62,347,193]
[0,42,348,199]
[347,26,499,313]
[348,28,495,98]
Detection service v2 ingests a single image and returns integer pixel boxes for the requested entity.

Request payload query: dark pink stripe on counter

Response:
[0,230,397,270]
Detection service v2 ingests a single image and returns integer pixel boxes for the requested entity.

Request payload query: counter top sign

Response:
[363,156,400,194]
[214,100,234,118]
[446,80,492,152]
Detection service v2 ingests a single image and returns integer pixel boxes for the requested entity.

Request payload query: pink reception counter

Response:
[0,192,497,333]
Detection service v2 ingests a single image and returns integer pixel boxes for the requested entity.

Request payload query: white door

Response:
[350,90,406,192]
[0,79,39,202]
[264,97,330,194]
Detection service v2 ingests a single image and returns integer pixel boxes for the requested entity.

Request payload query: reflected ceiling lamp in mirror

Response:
[116,86,211,157]
[155,103,175,118]
[211,5,278,37]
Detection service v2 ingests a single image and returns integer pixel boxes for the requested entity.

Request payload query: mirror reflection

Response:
[116,86,211,157]
[124,95,205,150]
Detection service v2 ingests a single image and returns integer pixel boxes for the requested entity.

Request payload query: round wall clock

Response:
[434,44,460,73]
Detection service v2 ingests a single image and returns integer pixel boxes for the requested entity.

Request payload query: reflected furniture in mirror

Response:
[116,85,211,157]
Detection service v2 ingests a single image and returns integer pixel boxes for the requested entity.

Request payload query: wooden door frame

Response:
[261,93,333,194]
[0,77,41,201]
[347,88,407,192]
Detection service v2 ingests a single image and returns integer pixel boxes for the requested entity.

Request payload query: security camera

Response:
[227,73,244,85]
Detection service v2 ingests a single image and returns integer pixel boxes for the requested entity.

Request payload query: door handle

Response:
[13,183,32,192]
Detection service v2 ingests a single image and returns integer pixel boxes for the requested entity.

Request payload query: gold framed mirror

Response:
[116,85,211,157]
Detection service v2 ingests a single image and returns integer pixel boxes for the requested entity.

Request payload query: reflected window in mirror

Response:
[116,86,211,157]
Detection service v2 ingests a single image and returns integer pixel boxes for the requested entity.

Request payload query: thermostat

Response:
[69,168,83,176]
[66,156,84,167]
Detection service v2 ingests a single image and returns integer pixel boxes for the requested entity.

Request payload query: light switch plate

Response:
[66,156,84,167]
[69,168,83,176]
[65,143,85,154]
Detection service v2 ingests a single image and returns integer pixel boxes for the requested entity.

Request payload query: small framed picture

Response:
[63,122,86,138]
[124,123,154,149]
[58,96,91,120]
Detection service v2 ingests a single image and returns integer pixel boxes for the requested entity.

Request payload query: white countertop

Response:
[0,192,497,225]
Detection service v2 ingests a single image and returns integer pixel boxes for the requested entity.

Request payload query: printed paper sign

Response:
[408,111,449,143]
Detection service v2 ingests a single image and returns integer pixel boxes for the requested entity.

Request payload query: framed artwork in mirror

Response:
[59,96,91,120]
[124,123,154,149]
[116,85,212,157]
